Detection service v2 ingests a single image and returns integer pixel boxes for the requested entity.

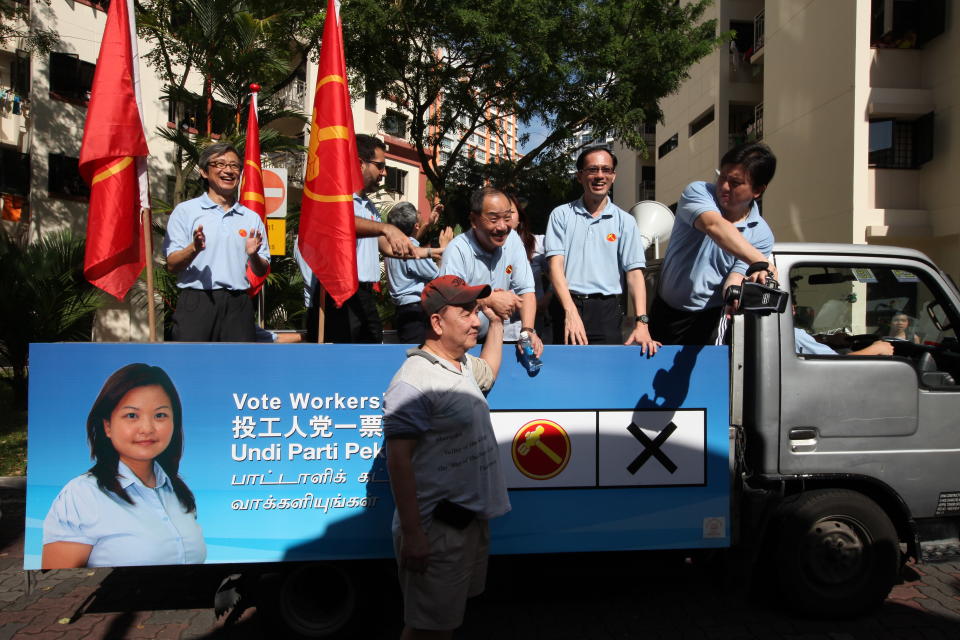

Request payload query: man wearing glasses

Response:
[545,146,659,354]
[164,143,271,341]
[440,186,542,356]
[649,142,777,345]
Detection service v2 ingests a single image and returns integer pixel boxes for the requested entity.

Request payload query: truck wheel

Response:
[774,489,900,617]
[271,563,359,638]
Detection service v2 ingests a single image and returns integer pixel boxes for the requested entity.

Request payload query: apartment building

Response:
[657,0,957,277]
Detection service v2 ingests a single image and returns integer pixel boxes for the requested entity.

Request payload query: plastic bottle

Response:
[518,331,542,373]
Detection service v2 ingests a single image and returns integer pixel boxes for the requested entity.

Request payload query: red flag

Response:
[298,0,364,307]
[79,0,149,301]
[240,85,269,297]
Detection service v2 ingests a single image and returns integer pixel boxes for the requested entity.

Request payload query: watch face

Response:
[637,314,650,324]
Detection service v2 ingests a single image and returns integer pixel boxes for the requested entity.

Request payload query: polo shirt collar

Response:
[199,192,242,216]
[465,229,501,259]
[735,202,762,231]
[117,460,170,490]
[572,197,614,219]
[407,346,468,374]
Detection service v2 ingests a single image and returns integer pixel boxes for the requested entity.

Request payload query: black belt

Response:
[570,292,616,300]
[358,282,375,291]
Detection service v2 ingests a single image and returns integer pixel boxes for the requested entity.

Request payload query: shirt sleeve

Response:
[507,233,535,295]
[42,478,99,546]
[794,328,837,355]
[617,212,646,272]
[163,205,192,257]
[544,208,566,258]
[254,215,272,263]
[676,181,718,229]
[467,355,495,393]
[383,380,433,439]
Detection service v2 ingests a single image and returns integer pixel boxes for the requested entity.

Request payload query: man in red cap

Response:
[383,275,510,639]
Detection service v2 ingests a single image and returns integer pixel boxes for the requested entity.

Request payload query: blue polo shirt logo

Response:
[606,233,617,242]
[506,265,513,275]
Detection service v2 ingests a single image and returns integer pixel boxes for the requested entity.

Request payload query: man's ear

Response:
[753,185,766,200]
[430,313,443,336]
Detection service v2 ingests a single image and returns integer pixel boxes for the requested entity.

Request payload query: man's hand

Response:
[193,225,206,253]
[517,331,544,357]
[438,226,454,249]
[746,262,779,285]
[399,527,430,574]
[381,223,413,257]
[624,322,661,356]
[245,228,263,256]
[484,290,521,320]
[429,203,443,227]
[854,340,895,356]
[563,306,588,345]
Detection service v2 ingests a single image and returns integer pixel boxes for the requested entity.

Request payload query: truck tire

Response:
[774,489,900,617]
[263,563,360,638]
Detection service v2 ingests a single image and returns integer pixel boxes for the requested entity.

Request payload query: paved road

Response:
[3,486,959,639]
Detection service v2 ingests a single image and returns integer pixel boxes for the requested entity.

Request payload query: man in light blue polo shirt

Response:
[650,142,778,345]
[164,142,270,342]
[440,186,541,354]
[545,146,659,353]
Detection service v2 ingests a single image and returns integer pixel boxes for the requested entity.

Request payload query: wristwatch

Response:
[635,315,650,325]
[521,327,537,334]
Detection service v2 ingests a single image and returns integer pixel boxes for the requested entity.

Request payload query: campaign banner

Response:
[24,343,730,569]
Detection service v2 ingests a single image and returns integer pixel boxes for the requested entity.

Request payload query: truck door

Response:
[778,255,960,520]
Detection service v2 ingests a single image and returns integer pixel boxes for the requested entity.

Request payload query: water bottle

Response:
[519,331,542,373]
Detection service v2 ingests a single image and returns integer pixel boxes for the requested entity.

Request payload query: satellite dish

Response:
[629,200,674,257]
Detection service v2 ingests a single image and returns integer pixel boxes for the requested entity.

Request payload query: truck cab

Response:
[740,243,960,615]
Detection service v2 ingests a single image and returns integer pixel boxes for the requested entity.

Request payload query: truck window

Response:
[790,265,958,356]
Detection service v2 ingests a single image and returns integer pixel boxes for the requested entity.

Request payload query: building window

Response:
[383,109,408,138]
[638,166,655,201]
[869,113,934,169]
[689,106,715,137]
[476,149,486,162]
[0,147,30,196]
[384,166,407,195]
[658,133,678,159]
[166,99,232,136]
[10,52,30,95]
[871,0,946,49]
[730,20,755,55]
[439,151,450,164]
[49,52,95,104]
[48,153,89,200]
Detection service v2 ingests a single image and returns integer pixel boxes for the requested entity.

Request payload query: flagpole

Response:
[316,286,326,343]
[142,206,157,341]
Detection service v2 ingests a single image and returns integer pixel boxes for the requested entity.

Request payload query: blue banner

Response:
[25,343,730,569]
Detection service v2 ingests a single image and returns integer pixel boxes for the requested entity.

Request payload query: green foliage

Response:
[0,230,105,409]
[0,0,60,55]
[342,0,721,197]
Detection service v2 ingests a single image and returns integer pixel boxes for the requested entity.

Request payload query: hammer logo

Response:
[511,419,571,480]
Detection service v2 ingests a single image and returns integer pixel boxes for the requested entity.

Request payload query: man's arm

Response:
[548,255,588,345]
[355,216,413,257]
[479,306,505,379]
[386,438,429,574]
[245,228,270,276]
[693,210,778,283]
[166,224,205,273]
[850,340,895,356]
[623,269,660,354]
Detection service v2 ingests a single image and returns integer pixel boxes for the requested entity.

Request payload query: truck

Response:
[22,242,960,637]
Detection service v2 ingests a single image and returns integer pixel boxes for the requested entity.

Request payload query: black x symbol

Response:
[626,421,678,474]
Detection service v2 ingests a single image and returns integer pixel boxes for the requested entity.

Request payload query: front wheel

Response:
[774,489,900,617]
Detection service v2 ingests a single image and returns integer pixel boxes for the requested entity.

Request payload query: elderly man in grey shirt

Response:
[383,274,510,639]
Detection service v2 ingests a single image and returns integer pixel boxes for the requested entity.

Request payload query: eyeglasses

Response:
[366,160,387,170]
[208,161,242,170]
[479,210,513,224]
[580,166,615,176]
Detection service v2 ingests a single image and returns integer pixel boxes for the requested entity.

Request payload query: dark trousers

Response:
[395,302,428,345]
[648,296,722,345]
[171,289,256,342]
[305,282,383,343]
[550,294,622,345]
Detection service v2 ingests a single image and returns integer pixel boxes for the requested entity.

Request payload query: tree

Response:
[0,230,104,409]
[0,0,60,55]
[137,0,314,205]
[342,0,721,199]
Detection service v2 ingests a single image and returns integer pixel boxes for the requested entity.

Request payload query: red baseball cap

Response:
[421,275,491,314]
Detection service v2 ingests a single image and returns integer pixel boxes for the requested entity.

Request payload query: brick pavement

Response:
[3,486,960,639]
